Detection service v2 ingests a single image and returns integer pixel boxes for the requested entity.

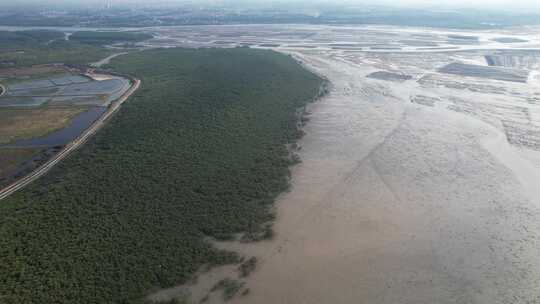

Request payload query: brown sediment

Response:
[224,51,540,304]
[145,25,540,304]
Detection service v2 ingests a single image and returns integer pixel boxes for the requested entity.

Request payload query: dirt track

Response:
[91,52,128,68]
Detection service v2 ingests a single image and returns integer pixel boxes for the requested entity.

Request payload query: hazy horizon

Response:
[3,0,540,11]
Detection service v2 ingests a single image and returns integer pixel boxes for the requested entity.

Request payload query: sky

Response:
[369,0,540,9]
[149,0,540,9]
[185,0,535,11]
[5,0,540,11]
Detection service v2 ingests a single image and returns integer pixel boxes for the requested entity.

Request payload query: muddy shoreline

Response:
[142,25,540,304]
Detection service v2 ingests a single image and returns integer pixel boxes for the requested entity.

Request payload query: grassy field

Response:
[0,48,324,303]
[0,107,88,144]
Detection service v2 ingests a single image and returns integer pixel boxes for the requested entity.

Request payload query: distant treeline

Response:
[1,8,540,29]
[69,31,153,46]
[0,30,152,48]
[0,30,64,48]
[0,30,151,67]
[0,30,114,67]
[0,48,324,303]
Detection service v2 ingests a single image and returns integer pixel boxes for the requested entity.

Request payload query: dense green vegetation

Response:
[70,31,153,46]
[0,30,65,48]
[0,29,149,49]
[0,39,112,67]
[0,48,323,303]
[0,30,122,67]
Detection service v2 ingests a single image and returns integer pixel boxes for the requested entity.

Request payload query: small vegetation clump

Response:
[238,257,258,278]
[211,278,244,301]
[153,298,189,304]
[241,224,275,242]
[0,48,323,303]
[199,294,210,303]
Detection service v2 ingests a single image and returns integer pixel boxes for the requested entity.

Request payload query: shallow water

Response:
[6,106,106,147]
[223,51,540,304]
[145,25,540,304]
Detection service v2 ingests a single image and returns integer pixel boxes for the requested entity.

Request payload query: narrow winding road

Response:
[0,76,140,201]
[90,52,128,68]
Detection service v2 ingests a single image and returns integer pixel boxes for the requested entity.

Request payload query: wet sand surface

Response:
[145,25,540,303]
[224,54,540,304]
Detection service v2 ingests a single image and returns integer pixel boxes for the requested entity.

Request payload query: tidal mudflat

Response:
[145,25,540,303]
